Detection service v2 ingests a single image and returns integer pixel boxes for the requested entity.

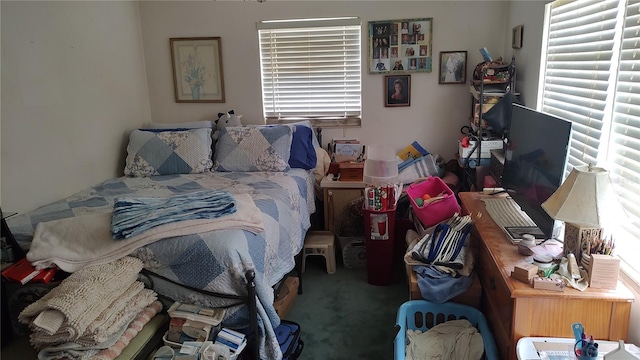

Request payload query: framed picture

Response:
[368,18,433,74]
[384,75,411,107]
[512,25,523,49]
[170,37,225,103]
[439,51,467,84]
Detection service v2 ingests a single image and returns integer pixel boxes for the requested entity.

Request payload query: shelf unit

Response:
[459,56,516,191]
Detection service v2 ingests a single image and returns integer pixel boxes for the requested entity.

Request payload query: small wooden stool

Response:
[302,231,336,274]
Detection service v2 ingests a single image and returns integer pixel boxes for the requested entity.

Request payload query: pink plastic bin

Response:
[406,177,460,228]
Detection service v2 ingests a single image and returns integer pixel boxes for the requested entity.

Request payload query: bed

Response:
[5,121,322,360]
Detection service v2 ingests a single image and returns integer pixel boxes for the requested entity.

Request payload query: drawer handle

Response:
[489,277,496,290]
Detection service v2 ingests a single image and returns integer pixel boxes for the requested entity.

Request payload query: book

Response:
[479,47,493,62]
[397,141,429,161]
[1,258,41,284]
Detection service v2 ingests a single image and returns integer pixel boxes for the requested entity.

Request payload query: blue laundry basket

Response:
[394,300,498,360]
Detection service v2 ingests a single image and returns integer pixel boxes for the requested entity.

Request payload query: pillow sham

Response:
[289,125,317,170]
[124,128,213,177]
[214,125,292,172]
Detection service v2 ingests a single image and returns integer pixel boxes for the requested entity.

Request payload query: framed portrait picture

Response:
[170,37,225,103]
[384,75,411,107]
[368,18,433,74]
[439,51,467,84]
[512,25,523,49]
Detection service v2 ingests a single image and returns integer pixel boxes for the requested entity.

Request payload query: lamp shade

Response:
[541,165,622,228]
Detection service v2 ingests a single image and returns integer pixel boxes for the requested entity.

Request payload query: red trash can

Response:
[362,207,396,286]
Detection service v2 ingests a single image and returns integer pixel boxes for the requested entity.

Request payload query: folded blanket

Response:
[19,257,143,342]
[111,190,237,239]
[36,300,163,360]
[27,193,264,272]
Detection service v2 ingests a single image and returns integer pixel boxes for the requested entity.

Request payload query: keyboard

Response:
[483,197,536,227]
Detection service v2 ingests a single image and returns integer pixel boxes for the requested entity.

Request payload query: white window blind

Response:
[257,18,362,127]
[540,0,620,171]
[609,0,640,277]
[540,0,640,279]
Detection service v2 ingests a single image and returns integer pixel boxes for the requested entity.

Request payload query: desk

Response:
[459,192,635,360]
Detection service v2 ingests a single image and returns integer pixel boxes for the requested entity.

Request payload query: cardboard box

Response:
[458,139,504,159]
[273,276,299,318]
[339,162,364,181]
[588,254,620,289]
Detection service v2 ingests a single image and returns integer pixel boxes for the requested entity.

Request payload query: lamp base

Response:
[563,223,601,264]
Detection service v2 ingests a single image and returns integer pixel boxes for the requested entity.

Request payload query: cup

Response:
[376,215,387,236]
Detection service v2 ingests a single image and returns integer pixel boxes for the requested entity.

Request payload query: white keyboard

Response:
[483,197,536,228]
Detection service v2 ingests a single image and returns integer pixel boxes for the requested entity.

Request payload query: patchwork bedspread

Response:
[7,169,315,359]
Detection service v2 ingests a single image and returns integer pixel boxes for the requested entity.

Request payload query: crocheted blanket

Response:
[36,300,163,360]
[18,257,157,349]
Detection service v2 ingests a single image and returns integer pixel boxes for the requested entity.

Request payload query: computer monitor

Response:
[501,104,572,239]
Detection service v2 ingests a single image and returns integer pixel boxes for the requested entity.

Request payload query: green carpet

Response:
[287,255,408,360]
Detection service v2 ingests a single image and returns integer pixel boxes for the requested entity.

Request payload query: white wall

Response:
[503,0,550,108]
[1,1,152,213]
[138,1,508,160]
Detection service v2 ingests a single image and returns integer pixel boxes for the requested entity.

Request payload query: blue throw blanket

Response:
[111,190,237,239]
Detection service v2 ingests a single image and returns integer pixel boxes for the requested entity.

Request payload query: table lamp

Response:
[541,164,623,264]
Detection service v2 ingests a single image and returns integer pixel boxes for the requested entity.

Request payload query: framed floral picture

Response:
[368,18,433,74]
[439,51,467,84]
[170,37,225,103]
[384,75,411,107]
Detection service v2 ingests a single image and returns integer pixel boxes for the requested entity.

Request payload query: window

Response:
[257,17,362,127]
[539,0,640,279]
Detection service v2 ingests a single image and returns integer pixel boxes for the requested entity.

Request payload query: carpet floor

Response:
[288,255,409,360]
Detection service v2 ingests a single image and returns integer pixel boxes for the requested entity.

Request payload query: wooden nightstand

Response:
[318,176,365,232]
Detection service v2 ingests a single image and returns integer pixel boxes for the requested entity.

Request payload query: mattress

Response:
[6,169,316,359]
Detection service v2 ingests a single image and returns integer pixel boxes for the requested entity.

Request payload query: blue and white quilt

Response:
[6,169,315,360]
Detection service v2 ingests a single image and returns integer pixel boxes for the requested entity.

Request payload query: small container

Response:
[363,145,398,186]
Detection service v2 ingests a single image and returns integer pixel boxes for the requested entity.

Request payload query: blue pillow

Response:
[289,125,317,170]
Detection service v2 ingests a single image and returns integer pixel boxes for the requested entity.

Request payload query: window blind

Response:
[257,18,362,127]
[541,0,619,170]
[541,0,640,279]
[609,0,640,274]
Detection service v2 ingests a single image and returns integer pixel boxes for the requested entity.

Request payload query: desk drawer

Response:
[477,241,513,338]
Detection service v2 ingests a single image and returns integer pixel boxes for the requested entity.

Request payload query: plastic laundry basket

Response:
[394,300,498,360]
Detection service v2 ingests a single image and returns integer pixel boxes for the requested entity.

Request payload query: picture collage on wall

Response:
[368,18,433,74]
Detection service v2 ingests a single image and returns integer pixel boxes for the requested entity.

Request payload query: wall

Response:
[1,1,152,213]
[138,1,508,160]
[503,0,550,108]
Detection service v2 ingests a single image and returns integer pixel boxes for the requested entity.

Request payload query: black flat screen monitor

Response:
[501,104,572,239]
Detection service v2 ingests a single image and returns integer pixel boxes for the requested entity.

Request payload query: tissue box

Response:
[588,254,620,289]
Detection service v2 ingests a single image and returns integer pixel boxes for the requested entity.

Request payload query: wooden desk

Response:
[459,192,635,360]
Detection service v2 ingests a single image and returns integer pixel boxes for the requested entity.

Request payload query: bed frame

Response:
[140,251,304,359]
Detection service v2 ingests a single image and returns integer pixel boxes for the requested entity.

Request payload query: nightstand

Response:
[318,176,365,232]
